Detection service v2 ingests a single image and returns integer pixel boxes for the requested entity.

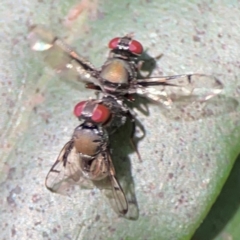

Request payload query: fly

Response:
[45,96,138,217]
[28,26,223,109]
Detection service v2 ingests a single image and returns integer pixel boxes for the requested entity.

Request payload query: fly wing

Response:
[108,175,128,215]
[103,151,128,216]
[135,74,223,108]
[160,94,238,121]
[45,140,94,195]
[28,25,99,85]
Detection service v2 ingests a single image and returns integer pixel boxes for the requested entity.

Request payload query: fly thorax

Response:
[73,127,102,156]
[100,58,131,85]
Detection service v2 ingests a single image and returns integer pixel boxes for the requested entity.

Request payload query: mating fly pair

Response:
[29,26,223,218]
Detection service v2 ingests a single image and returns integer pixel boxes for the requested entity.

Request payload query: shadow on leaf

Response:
[109,118,141,220]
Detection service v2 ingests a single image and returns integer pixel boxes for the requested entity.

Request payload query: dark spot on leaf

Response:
[7,185,22,205]
[95,214,100,221]
[193,35,201,42]
[32,194,41,203]
[42,231,48,237]
[34,221,41,226]
[7,167,16,180]
[11,226,16,237]
[168,173,174,179]
[158,192,164,198]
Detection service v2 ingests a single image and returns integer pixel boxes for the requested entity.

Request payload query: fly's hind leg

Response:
[126,111,145,162]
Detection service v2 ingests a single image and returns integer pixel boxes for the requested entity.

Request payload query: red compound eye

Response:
[92,104,111,124]
[128,40,143,55]
[108,37,120,49]
[108,36,143,55]
[73,101,87,118]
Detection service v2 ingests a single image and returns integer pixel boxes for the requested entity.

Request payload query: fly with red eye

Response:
[29,25,223,106]
[45,95,140,219]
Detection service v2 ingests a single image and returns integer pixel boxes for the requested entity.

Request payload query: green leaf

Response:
[1,1,240,239]
[193,155,240,240]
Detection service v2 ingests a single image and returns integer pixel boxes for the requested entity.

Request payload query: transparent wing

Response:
[160,94,238,121]
[135,74,223,108]
[119,177,139,220]
[28,25,98,84]
[45,140,94,195]
[102,151,128,216]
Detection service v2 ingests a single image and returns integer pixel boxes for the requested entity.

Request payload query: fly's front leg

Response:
[85,83,102,99]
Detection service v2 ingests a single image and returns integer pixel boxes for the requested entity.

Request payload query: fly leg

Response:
[85,83,102,99]
[137,52,164,78]
[126,111,145,162]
